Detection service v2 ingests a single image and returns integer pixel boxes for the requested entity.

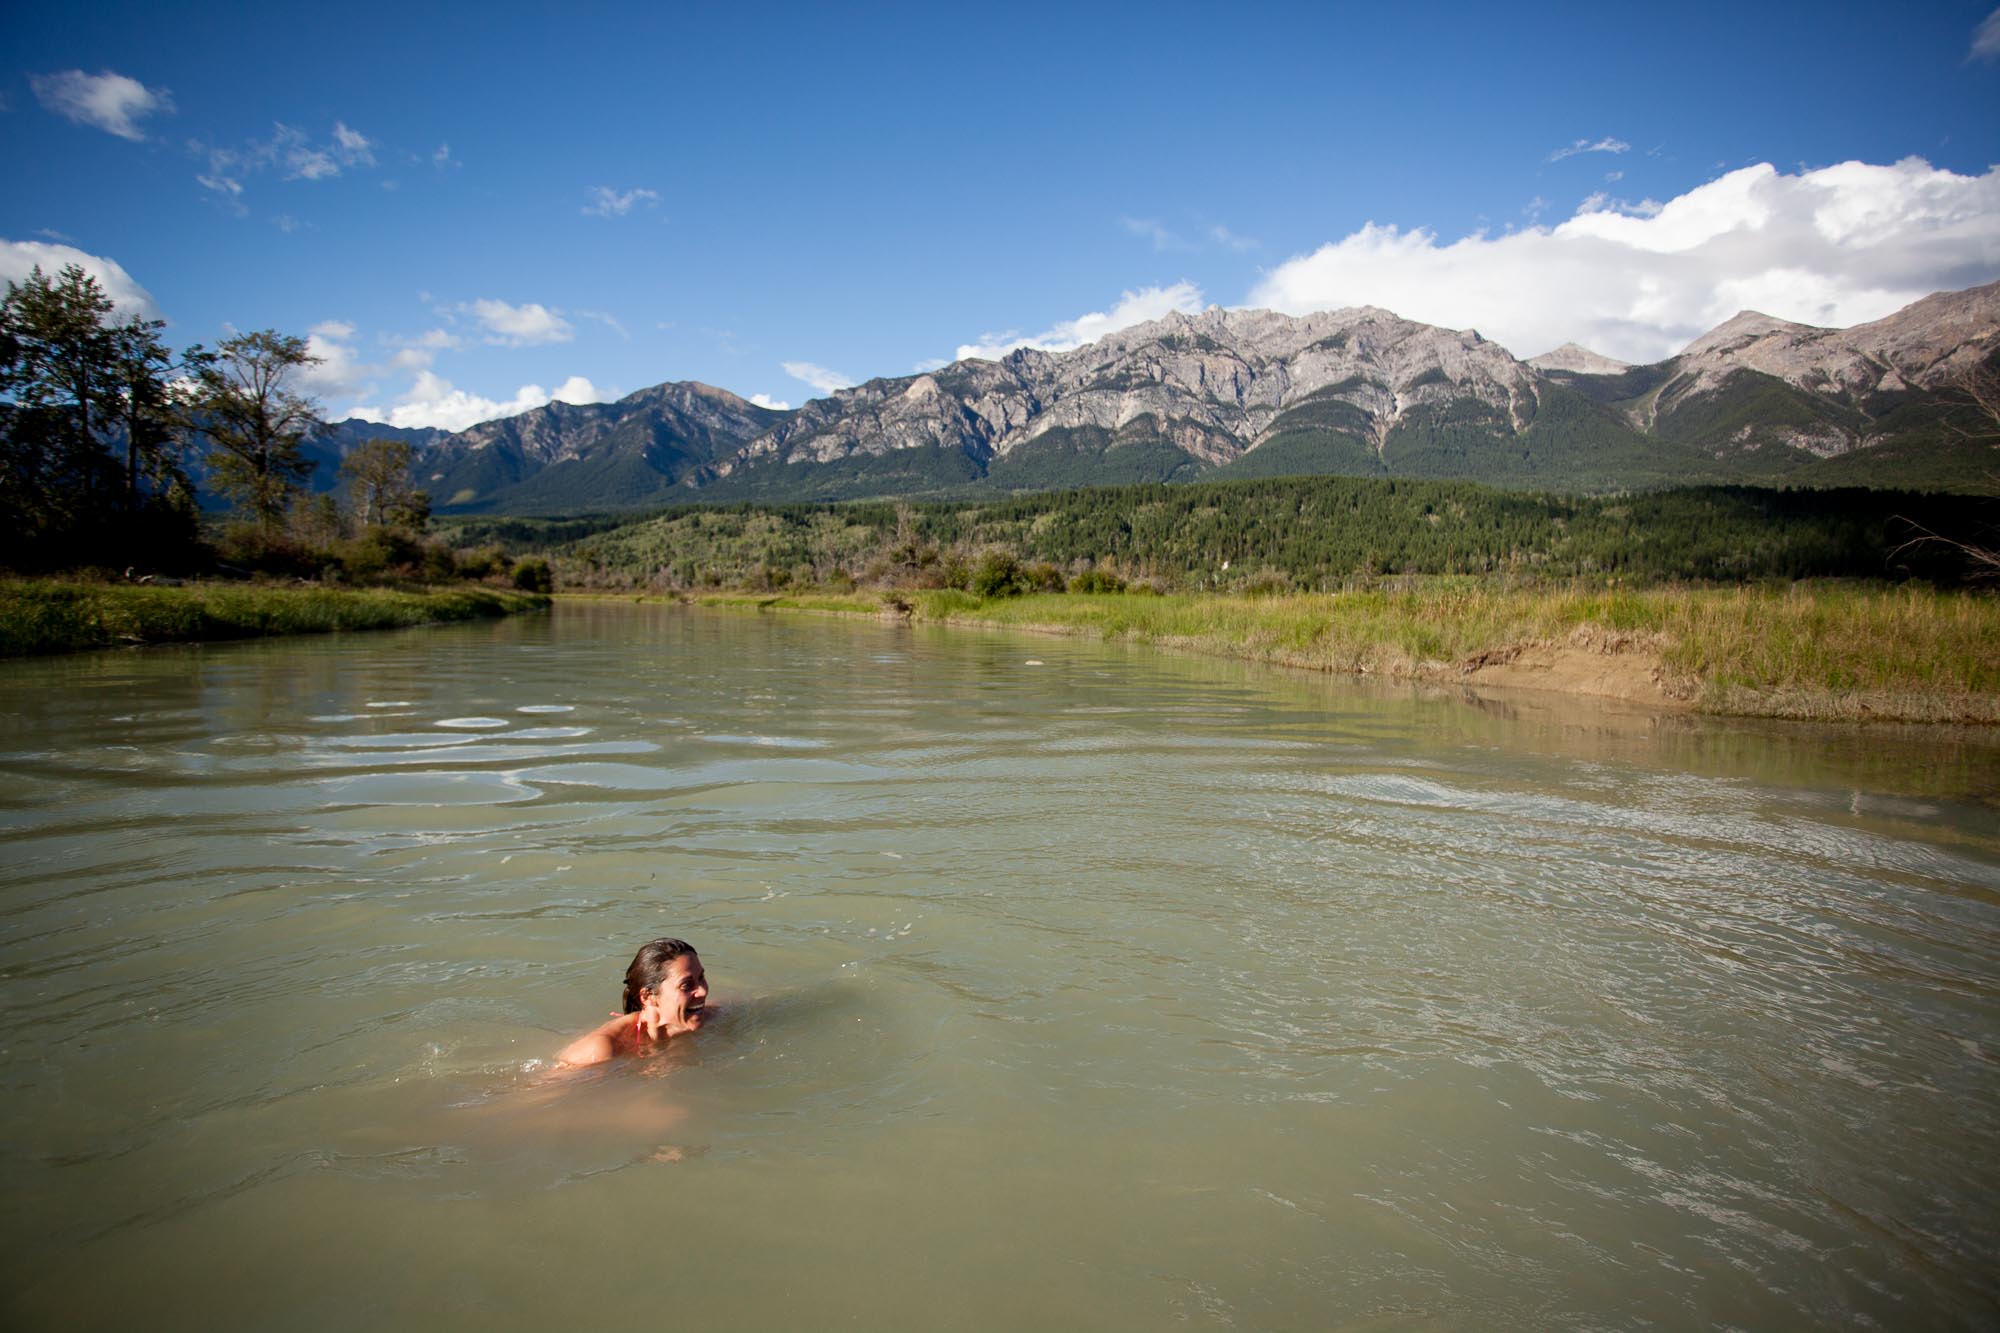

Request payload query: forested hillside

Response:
[442,476,1996,592]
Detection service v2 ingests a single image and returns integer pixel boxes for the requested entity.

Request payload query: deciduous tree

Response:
[189,330,321,527]
[339,437,430,531]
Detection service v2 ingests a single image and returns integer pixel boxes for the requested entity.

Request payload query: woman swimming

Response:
[558,937,710,1067]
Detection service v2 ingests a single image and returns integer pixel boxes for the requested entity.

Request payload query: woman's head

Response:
[622,937,709,1032]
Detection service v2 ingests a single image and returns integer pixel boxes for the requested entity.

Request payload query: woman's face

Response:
[644,954,709,1035]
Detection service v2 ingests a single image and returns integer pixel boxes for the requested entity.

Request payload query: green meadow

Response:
[0,580,550,658]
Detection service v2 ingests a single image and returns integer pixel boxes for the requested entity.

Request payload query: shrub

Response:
[215,523,320,578]
[333,528,426,583]
[455,544,513,581]
[512,556,554,593]
[1024,561,1066,593]
[420,540,458,582]
[1237,568,1295,597]
[939,548,973,591]
[970,550,1026,598]
[1068,568,1127,594]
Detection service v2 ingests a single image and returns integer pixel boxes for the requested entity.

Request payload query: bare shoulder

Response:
[557,1014,625,1067]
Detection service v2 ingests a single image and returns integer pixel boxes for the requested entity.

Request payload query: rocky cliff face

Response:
[1672,282,2000,400]
[713,305,1546,479]
[1559,279,2000,460]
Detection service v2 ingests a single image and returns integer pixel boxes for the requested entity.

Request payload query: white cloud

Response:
[197,173,244,209]
[1974,7,2000,60]
[955,282,1206,361]
[31,69,173,141]
[1247,158,2000,364]
[1548,137,1630,163]
[286,146,338,181]
[1208,224,1259,252]
[0,238,160,317]
[389,327,462,371]
[911,357,949,373]
[583,186,661,218]
[433,143,455,167]
[551,376,603,405]
[1120,218,1257,253]
[460,298,575,346]
[332,122,374,166]
[574,308,629,339]
[297,322,370,398]
[750,393,791,410]
[348,370,602,432]
[1121,217,1189,252]
[783,360,855,393]
[194,121,378,201]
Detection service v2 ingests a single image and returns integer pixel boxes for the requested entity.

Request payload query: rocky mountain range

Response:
[311,279,2000,513]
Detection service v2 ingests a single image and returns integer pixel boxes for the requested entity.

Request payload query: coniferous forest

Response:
[443,476,1998,593]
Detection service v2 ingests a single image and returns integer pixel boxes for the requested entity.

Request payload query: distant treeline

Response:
[440,476,1998,592]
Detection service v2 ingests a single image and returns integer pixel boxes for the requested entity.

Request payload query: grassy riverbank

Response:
[666,581,2000,724]
[0,579,551,657]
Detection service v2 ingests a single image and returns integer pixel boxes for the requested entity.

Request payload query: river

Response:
[1,601,1995,1329]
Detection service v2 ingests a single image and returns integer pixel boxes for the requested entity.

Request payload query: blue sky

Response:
[5,1,1999,429]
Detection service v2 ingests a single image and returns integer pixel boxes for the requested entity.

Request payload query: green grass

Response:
[682,581,2000,725]
[0,579,551,657]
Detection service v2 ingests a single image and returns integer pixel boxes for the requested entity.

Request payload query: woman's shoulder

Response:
[557,1013,627,1067]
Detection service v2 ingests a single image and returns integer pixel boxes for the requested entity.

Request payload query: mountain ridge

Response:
[311,279,2000,512]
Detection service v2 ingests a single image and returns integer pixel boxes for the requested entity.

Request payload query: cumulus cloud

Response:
[955,282,1206,361]
[31,69,173,140]
[1974,7,2000,60]
[551,376,602,405]
[460,298,575,346]
[0,238,160,317]
[387,328,463,371]
[750,393,791,410]
[583,186,660,218]
[296,321,371,398]
[783,361,855,394]
[1547,137,1630,163]
[348,371,604,432]
[1247,158,2000,364]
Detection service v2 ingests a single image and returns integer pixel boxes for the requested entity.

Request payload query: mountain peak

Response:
[1678,309,1819,360]
[1528,342,1631,375]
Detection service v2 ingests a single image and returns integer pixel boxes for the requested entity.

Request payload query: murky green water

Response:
[2,601,1996,1329]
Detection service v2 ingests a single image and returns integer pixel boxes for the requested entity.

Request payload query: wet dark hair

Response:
[623,937,698,1013]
